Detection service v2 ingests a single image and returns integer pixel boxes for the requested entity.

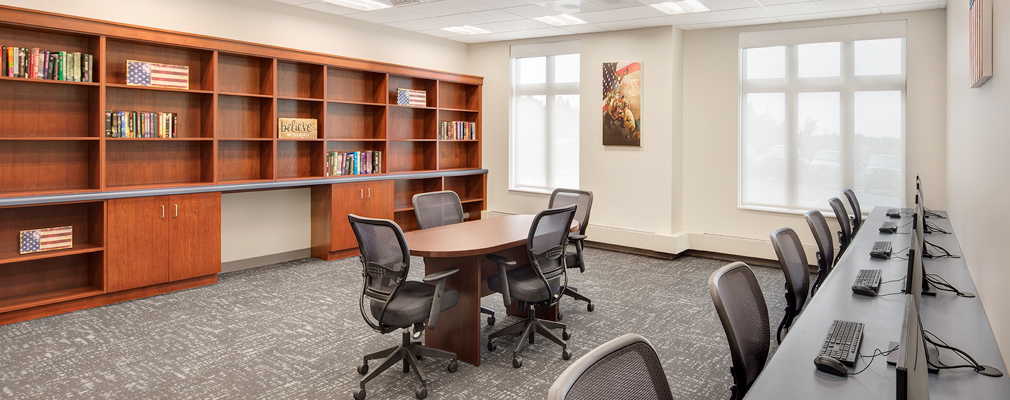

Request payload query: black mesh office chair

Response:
[547,333,672,400]
[804,210,835,297]
[828,197,851,263]
[769,227,809,345]
[843,188,863,236]
[548,188,594,317]
[348,214,460,400]
[486,205,577,368]
[708,262,769,400]
[412,190,496,325]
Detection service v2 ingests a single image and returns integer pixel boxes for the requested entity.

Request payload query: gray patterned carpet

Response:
[0,248,788,399]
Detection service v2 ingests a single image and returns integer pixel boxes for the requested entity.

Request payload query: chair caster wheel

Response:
[513,356,523,368]
[354,388,366,400]
[562,331,571,340]
[357,363,369,375]
[415,387,427,399]
[487,315,495,325]
[587,303,594,312]
[447,359,458,373]
[487,341,497,351]
[557,311,563,321]
[562,349,572,360]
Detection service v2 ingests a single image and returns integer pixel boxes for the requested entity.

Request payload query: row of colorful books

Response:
[1,46,93,82]
[105,111,179,138]
[326,150,382,176]
[438,121,476,140]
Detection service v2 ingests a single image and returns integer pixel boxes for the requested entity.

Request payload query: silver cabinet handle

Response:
[174,204,178,218]
[161,205,165,219]
[367,188,371,198]
[360,189,364,199]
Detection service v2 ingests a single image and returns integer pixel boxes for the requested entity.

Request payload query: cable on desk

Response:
[922,330,1002,377]
[923,240,960,258]
[925,273,975,298]
[848,345,900,375]
[924,220,951,234]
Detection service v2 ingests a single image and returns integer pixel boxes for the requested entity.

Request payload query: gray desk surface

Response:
[745,206,1010,399]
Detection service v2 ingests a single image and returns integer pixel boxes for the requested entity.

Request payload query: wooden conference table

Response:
[403,214,576,366]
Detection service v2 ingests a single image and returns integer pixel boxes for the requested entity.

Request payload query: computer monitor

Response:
[896,293,930,400]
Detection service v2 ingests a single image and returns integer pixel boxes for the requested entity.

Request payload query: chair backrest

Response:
[527,204,577,304]
[803,210,834,274]
[843,188,862,234]
[769,227,810,316]
[828,197,851,250]
[708,262,769,400]
[549,188,593,236]
[412,190,465,230]
[547,333,672,400]
[347,214,411,334]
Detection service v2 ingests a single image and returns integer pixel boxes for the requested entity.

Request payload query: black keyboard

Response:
[851,269,881,296]
[870,241,892,259]
[886,208,902,218]
[818,320,864,367]
[879,221,897,233]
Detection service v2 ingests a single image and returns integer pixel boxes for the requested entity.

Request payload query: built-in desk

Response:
[745,206,1010,399]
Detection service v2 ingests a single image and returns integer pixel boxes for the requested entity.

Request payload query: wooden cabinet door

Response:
[168,192,221,282]
[329,182,367,252]
[361,180,393,220]
[107,196,170,292]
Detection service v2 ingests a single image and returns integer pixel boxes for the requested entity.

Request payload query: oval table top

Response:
[403,214,577,258]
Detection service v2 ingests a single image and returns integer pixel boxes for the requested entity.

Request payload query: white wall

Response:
[469,26,686,253]
[0,0,471,263]
[945,0,1010,365]
[682,10,947,259]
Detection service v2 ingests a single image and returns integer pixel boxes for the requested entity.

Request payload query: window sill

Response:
[509,187,554,196]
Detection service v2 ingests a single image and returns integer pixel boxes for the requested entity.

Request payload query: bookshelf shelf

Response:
[0,6,484,323]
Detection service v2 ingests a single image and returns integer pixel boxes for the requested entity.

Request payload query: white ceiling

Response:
[272,0,947,43]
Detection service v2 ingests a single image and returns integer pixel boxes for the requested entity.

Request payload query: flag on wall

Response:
[969,0,992,88]
[127,60,190,89]
[19,226,73,254]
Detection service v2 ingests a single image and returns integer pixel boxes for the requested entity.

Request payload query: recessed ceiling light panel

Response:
[441,25,492,35]
[650,1,710,15]
[532,14,587,27]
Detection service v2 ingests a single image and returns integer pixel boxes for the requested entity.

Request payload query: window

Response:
[739,22,906,212]
[510,41,580,192]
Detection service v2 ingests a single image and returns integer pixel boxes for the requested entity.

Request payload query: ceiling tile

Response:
[690,16,778,28]
[572,6,666,24]
[297,2,357,16]
[816,0,879,12]
[702,0,764,11]
[272,0,317,5]
[581,0,648,10]
[824,8,881,18]
[500,18,558,30]
[501,4,560,18]
[560,23,611,34]
[389,14,490,30]
[472,0,535,8]
[764,2,822,16]
[468,9,527,22]
[540,0,604,14]
[776,12,829,22]
[418,28,462,38]
[756,0,814,5]
[424,0,497,13]
[877,0,937,6]
[471,21,526,33]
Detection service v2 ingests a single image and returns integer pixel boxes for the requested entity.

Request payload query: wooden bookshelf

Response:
[0,5,485,324]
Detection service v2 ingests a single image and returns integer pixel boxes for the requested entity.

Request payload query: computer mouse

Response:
[869,251,889,259]
[852,285,876,297]
[814,356,848,377]
[879,226,897,233]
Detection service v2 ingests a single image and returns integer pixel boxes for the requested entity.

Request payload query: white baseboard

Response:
[221,249,312,273]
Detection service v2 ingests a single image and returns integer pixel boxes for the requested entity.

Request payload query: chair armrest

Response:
[568,234,587,242]
[423,268,459,283]
[425,268,459,331]
[486,254,515,308]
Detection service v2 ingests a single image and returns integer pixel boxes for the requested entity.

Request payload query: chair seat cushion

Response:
[487,263,560,304]
[370,281,459,328]
[564,250,580,270]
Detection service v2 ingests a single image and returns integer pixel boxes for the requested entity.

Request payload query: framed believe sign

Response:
[969,0,992,88]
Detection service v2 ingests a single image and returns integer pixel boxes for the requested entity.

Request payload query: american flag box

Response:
[19,226,73,254]
[396,88,426,107]
[126,60,189,90]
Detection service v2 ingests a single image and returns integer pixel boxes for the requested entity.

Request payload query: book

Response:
[72,52,80,82]
[19,226,73,254]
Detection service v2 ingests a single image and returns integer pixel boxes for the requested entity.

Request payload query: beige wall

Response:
[945,0,1010,364]
[470,26,686,253]
[0,0,471,263]
[682,10,947,259]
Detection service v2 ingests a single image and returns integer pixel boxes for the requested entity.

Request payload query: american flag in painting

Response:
[397,88,426,107]
[969,0,991,88]
[126,60,189,89]
[19,226,73,254]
